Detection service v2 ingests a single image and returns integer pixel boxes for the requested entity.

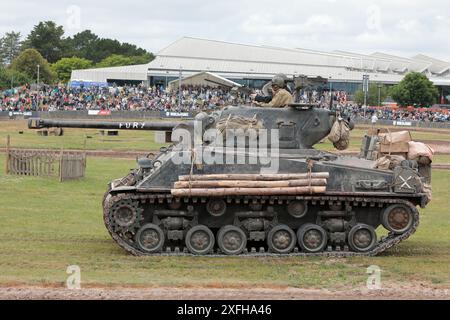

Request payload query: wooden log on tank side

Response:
[174,179,328,189]
[171,186,327,197]
[178,173,330,181]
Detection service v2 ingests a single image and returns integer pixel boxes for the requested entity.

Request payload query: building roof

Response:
[71,64,149,82]
[412,54,450,75]
[168,72,242,91]
[72,37,450,86]
[148,37,450,84]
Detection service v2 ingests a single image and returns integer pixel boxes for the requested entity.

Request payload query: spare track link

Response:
[103,192,420,257]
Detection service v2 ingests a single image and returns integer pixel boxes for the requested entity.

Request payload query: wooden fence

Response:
[5,136,86,182]
[59,152,86,182]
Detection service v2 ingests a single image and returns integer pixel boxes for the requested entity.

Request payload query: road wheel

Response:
[185,225,215,255]
[267,225,296,254]
[297,224,328,253]
[348,224,377,253]
[136,224,165,254]
[217,225,247,255]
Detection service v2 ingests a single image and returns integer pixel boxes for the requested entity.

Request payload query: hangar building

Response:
[71,37,450,100]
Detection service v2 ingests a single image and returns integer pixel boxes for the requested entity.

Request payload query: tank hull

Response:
[103,150,424,256]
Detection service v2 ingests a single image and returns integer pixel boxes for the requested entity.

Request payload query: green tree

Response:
[51,57,93,82]
[0,66,31,89]
[95,53,154,68]
[391,72,439,107]
[119,42,150,57]
[129,53,155,65]
[89,38,125,63]
[79,37,153,63]
[63,30,99,60]
[23,21,66,63]
[96,54,134,68]
[354,83,390,106]
[0,31,22,65]
[10,48,54,83]
[20,21,154,65]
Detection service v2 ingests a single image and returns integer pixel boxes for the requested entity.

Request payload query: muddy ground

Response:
[0,283,448,300]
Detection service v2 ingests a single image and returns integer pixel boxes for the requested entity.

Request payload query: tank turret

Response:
[29,104,337,150]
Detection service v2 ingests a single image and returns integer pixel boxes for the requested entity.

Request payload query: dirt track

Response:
[0,284,448,300]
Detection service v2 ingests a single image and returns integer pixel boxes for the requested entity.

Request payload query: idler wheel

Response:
[267,225,296,254]
[348,224,377,253]
[297,224,328,253]
[382,204,414,234]
[206,199,227,217]
[217,225,247,255]
[136,224,165,254]
[185,225,215,255]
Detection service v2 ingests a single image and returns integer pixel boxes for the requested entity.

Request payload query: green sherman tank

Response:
[28,101,431,257]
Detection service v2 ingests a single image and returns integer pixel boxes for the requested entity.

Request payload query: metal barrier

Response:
[352,118,450,130]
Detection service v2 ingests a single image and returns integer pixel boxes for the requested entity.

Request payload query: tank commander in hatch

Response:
[251,74,293,108]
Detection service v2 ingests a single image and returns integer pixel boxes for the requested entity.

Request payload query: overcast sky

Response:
[1,0,449,60]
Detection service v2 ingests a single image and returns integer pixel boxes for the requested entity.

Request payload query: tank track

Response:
[103,192,420,257]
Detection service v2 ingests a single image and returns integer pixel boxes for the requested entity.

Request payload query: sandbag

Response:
[334,138,350,151]
[408,142,434,162]
[328,120,350,150]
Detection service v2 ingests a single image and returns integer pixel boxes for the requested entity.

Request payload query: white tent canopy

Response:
[168,71,242,92]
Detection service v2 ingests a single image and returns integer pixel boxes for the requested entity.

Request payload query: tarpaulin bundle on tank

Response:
[171,173,329,197]
[216,114,264,135]
[328,118,350,151]
[373,155,406,170]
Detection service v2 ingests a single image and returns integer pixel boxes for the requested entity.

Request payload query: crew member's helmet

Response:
[272,74,287,88]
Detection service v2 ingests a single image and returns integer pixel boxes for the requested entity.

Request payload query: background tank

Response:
[29,104,430,256]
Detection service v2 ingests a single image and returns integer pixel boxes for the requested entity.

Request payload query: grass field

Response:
[2,120,450,154]
[0,120,167,152]
[434,155,450,164]
[0,153,449,289]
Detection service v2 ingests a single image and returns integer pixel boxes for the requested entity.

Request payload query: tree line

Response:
[351,72,439,108]
[0,21,155,87]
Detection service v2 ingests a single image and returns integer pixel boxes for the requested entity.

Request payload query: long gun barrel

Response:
[28,118,191,131]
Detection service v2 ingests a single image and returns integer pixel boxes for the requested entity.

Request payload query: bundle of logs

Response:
[171,173,329,197]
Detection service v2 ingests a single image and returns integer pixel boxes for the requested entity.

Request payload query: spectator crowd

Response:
[1,84,449,122]
[0,84,250,113]
[343,105,450,122]
[296,89,348,107]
